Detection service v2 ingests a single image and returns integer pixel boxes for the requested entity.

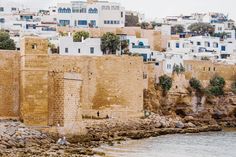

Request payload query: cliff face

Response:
[144,74,236,127]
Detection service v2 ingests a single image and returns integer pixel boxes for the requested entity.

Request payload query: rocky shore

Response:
[0,114,229,157]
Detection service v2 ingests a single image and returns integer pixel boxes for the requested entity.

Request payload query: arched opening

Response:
[58,8,63,13]
[175,109,187,118]
[138,41,144,46]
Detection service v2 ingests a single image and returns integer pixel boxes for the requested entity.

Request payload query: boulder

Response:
[175,121,185,128]
[186,122,196,128]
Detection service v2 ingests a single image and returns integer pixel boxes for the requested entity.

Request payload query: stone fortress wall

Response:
[0,37,144,130]
[0,51,20,118]
[144,60,236,90]
[0,36,236,131]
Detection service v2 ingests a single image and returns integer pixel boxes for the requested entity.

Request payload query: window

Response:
[151,52,153,56]
[203,67,206,71]
[168,42,170,48]
[78,20,87,25]
[78,48,80,53]
[167,64,171,69]
[121,12,123,18]
[90,20,96,27]
[88,8,98,13]
[221,46,226,51]
[197,42,201,46]
[32,44,37,49]
[59,20,70,26]
[102,5,110,10]
[111,6,119,10]
[90,47,94,54]
[176,43,180,48]
[213,67,216,71]
[155,62,159,66]
[227,33,232,38]
[65,48,68,53]
[79,8,86,13]
[213,42,218,48]
[205,41,210,47]
[11,8,17,11]
[190,65,193,70]
[58,8,71,13]
[0,18,5,23]
[208,67,211,71]
[0,7,4,12]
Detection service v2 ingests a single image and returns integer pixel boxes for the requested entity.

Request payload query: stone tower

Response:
[20,36,49,126]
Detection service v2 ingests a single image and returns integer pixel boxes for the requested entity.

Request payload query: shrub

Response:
[210,76,225,88]
[173,64,185,74]
[207,76,225,96]
[171,24,185,34]
[189,78,202,91]
[159,75,172,95]
[208,86,224,96]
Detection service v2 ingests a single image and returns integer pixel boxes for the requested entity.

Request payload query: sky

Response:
[4,0,236,20]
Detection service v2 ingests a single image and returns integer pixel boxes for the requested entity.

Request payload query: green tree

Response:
[210,76,225,88]
[173,64,180,74]
[121,40,129,54]
[171,24,185,34]
[159,75,172,95]
[207,76,225,96]
[213,32,228,40]
[0,30,16,50]
[140,22,150,29]
[73,31,89,42]
[188,22,215,35]
[173,64,185,74]
[101,32,120,55]
[189,78,202,91]
[150,22,162,29]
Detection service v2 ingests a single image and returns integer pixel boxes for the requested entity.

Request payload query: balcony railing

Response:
[132,45,150,49]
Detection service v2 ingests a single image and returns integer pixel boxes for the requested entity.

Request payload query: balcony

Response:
[132,45,150,49]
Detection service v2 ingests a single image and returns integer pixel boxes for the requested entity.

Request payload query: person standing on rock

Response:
[97,111,100,118]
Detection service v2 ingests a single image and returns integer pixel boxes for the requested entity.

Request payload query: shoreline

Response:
[0,116,235,157]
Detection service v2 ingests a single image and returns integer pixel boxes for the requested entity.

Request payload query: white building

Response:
[168,36,221,53]
[202,12,228,23]
[167,36,236,59]
[163,15,198,31]
[126,36,155,61]
[59,35,103,56]
[57,0,125,28]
